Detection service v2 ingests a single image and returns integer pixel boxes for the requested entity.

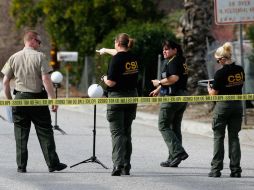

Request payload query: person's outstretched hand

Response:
[96,48,106,55]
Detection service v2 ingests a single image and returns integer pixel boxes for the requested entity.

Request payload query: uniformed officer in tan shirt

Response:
[1,30,67,173]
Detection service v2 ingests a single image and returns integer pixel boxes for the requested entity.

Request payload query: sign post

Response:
[214,0,254,124]
[57,51,78,98]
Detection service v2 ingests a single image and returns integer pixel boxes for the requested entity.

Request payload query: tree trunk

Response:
[180,0,214,94]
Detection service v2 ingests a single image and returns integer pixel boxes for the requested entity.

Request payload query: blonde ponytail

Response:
[215,42,233,59]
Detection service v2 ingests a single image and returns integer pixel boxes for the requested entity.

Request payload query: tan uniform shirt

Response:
[1,47,53,93]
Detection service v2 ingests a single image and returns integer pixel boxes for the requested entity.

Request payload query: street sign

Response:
[57,51,78,62]
[56,51,78,98]
[214,0,254,25]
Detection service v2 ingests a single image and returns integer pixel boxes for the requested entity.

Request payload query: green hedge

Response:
[95,21,176,96]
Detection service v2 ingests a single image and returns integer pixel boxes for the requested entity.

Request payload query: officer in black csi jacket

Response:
[150,40,189,168]
[207,42,245,178]
[102,33,139,176]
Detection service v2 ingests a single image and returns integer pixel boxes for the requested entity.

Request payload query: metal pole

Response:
[52,83,67,135]
[84,56,88,91]
[239,23,247,125]
[157,54,161,80]
[93,104,96,157]
[55,86,58,126]
[65,64,69,98]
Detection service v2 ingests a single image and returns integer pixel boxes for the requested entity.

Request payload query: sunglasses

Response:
[216,57,224,63]
[34,38,41,45]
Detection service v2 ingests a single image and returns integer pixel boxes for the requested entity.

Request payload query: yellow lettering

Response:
[235,73,241,81]
[228,75,234,82]
[131,61,138,70]
[125,62,131,70]
[183,63,188,75]
[125,61,138,71]
[228,72,244,83]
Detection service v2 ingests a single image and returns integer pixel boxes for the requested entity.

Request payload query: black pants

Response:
[12,92,60,169]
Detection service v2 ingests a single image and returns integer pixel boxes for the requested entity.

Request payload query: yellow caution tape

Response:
[0,94,253,106]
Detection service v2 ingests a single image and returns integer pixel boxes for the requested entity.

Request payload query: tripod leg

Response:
[94,157,108,169]
[70,157,94,168]
[70,156,108,169]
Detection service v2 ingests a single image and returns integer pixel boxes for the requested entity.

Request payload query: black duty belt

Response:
[14,89,42,95]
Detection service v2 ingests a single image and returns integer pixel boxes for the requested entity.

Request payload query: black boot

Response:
[230,172,241,178]
[208,171,221,177]
[111,166,123,176]
[49,163,67,172]
[169,152,188,167]
[17,167,27,173]
[122,165,131,175]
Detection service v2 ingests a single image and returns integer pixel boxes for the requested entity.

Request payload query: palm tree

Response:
[180,0,214,94]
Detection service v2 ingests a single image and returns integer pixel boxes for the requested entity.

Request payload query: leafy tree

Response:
[10,0,162,55]
[10,0,163,85]
[95,21,176,96]
[161,9,184,35]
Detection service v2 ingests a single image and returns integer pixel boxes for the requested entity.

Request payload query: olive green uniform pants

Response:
[211,101,242,174]
[107,90,137,168]
[12,92,60,169]
[159,101,187,160]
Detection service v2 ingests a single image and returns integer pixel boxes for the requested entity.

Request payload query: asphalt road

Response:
[0,105,254,190]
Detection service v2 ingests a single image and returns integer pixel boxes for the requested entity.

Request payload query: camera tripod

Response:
[70,104,108,169]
